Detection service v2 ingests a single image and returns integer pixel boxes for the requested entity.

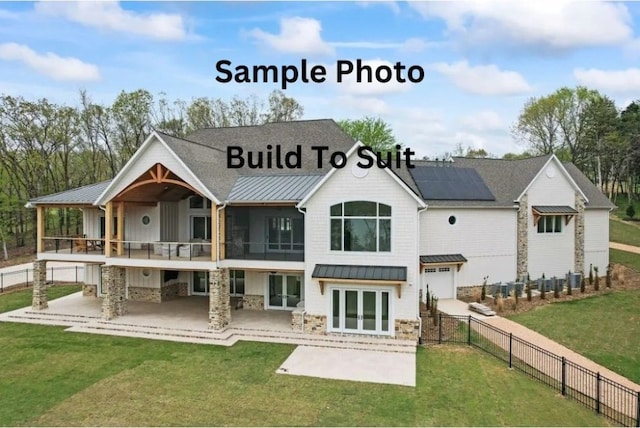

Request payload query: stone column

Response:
[516,195,529,278]
[208,269,231,331]
[32,260,48,310]
[574,192,585,274]
[102,266,127,320]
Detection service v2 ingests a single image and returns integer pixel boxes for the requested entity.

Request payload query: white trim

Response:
[94,132,220,206]
[516,155,588,203]
[297,141,426,209]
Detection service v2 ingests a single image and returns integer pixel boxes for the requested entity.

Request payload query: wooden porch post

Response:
[105,202,113,257]
[116,202,124,256]
[36,205,45,253]
[219,207,226,260]
[211,204,218,261]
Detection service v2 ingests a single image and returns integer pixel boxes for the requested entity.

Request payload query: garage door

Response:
[424,266,454,299]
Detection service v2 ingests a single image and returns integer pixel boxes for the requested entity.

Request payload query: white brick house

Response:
[27,119,613,342]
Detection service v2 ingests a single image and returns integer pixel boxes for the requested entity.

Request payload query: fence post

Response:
[561,357,566,396]
[596,372,601,414]
[467,315,471,345]
[509,333,513,368]
[438,313,442,344]
[636,390,639,428]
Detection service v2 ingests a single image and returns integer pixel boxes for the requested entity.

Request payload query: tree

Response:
[627,204,635,219]
[337,116,399,154]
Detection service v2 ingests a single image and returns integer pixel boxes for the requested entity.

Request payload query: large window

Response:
[330,201,391,252]
[537,215,563,233]
[267,217,304,251]
[191,216,212,240]
[189,195,212,209]
[229,270,245,296]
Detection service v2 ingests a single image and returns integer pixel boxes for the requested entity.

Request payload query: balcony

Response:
[223,241,304,262]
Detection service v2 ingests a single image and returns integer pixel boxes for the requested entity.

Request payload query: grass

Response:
[610,248,640,271]
[509,290,640,385]
[0,284,81,313]
[610,217,640,247]
[0,290,608,426]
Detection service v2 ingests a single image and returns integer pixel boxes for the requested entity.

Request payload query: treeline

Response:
[0,89,303,253]
[512,87,640,201]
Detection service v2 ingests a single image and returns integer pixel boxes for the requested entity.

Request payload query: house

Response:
[27,119,614,342]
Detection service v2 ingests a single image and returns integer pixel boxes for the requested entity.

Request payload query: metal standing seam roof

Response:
[420,254,468,264]
[27,180,112,205]
[227,174,324,202]
[311,264,407,282]
[532,205,579,214]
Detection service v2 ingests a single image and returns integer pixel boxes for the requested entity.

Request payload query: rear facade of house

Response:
[28,119,614,342]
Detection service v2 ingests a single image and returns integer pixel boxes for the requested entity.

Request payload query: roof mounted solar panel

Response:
[409,166,495,201]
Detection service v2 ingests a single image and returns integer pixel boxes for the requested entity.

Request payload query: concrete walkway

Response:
[610,241,640,254]
[0,261,84,291]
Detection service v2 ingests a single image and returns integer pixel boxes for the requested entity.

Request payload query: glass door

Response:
[268,274,302,309]
[330,288,391,335]
[192,271,209,295]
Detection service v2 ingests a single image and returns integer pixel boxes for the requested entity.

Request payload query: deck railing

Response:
[222,241,304,261]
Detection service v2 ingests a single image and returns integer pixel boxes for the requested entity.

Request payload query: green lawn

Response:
[0,288,608,426]
[0,285,81,313]
[509,290,640,385]
[610,248,640,271]
[610,217,640,247]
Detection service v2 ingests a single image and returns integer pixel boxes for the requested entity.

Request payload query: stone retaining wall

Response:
[456,285,483,301]
[82,284,97,297]
[394,319,420,341]
[303,314,326,334]
[242,294,264,310]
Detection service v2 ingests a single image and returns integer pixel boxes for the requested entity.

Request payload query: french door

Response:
[330,288,391,335]
[268,274,302,309]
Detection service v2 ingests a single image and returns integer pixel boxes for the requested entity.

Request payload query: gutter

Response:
[297,204,307,333]
[416,203,428,344]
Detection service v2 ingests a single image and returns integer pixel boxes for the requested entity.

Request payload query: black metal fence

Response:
[0,265,84,293]
[424,313,640,427]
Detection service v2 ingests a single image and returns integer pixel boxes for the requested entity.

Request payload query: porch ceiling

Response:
[113,182,193,202]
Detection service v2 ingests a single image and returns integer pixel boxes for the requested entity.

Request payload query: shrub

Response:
[553,277,560,298]
[580,273,586,293]
[594,266,600,291]
[481,276,487,301]
[567,270,572,296]
[606,264,612,288]
[540,283,546,300]
[430,296,439,326]
[496,295,504,313]
[627,203,636,219]
[589,264,593,285]
[426,290,431,310]
[526,282,532,302]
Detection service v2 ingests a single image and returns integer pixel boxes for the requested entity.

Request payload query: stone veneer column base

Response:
[82,284,97,297]
[303,314,327,334]
[208,269,230,331]
[242,294,265,310]
[101,266,127,320]
[31,260,48,310]
[516,194,529,278]
[575,192,585,274]
[394,319,420,341]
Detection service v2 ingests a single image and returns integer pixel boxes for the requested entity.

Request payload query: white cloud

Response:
[335,58,418,96]
[330,37,430,53]
[34,1,187,41]
[0,9,19,20]
[574,68,640,94]
[248,17,334,56]
[459,110,505,132]
[357,1,401,15]
[0,42,100,82]
[335,95,391,116]
[429,61,531,95]
[410,1,632,50]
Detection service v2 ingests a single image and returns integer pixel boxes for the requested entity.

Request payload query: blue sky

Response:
[1,1,639,158]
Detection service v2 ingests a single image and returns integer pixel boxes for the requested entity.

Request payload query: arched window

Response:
[330,201,391,252]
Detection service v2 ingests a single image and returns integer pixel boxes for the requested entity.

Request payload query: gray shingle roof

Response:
[562,162,616,210]
[420,254,468,264]
[532,205,579,214]
[311,264,407,281]
[228,174,324,202]
[28,180,112,205]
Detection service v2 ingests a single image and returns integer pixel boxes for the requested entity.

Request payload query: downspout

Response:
[297,204,306,332]
[416,204,428,344]
[216,201,228,270]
